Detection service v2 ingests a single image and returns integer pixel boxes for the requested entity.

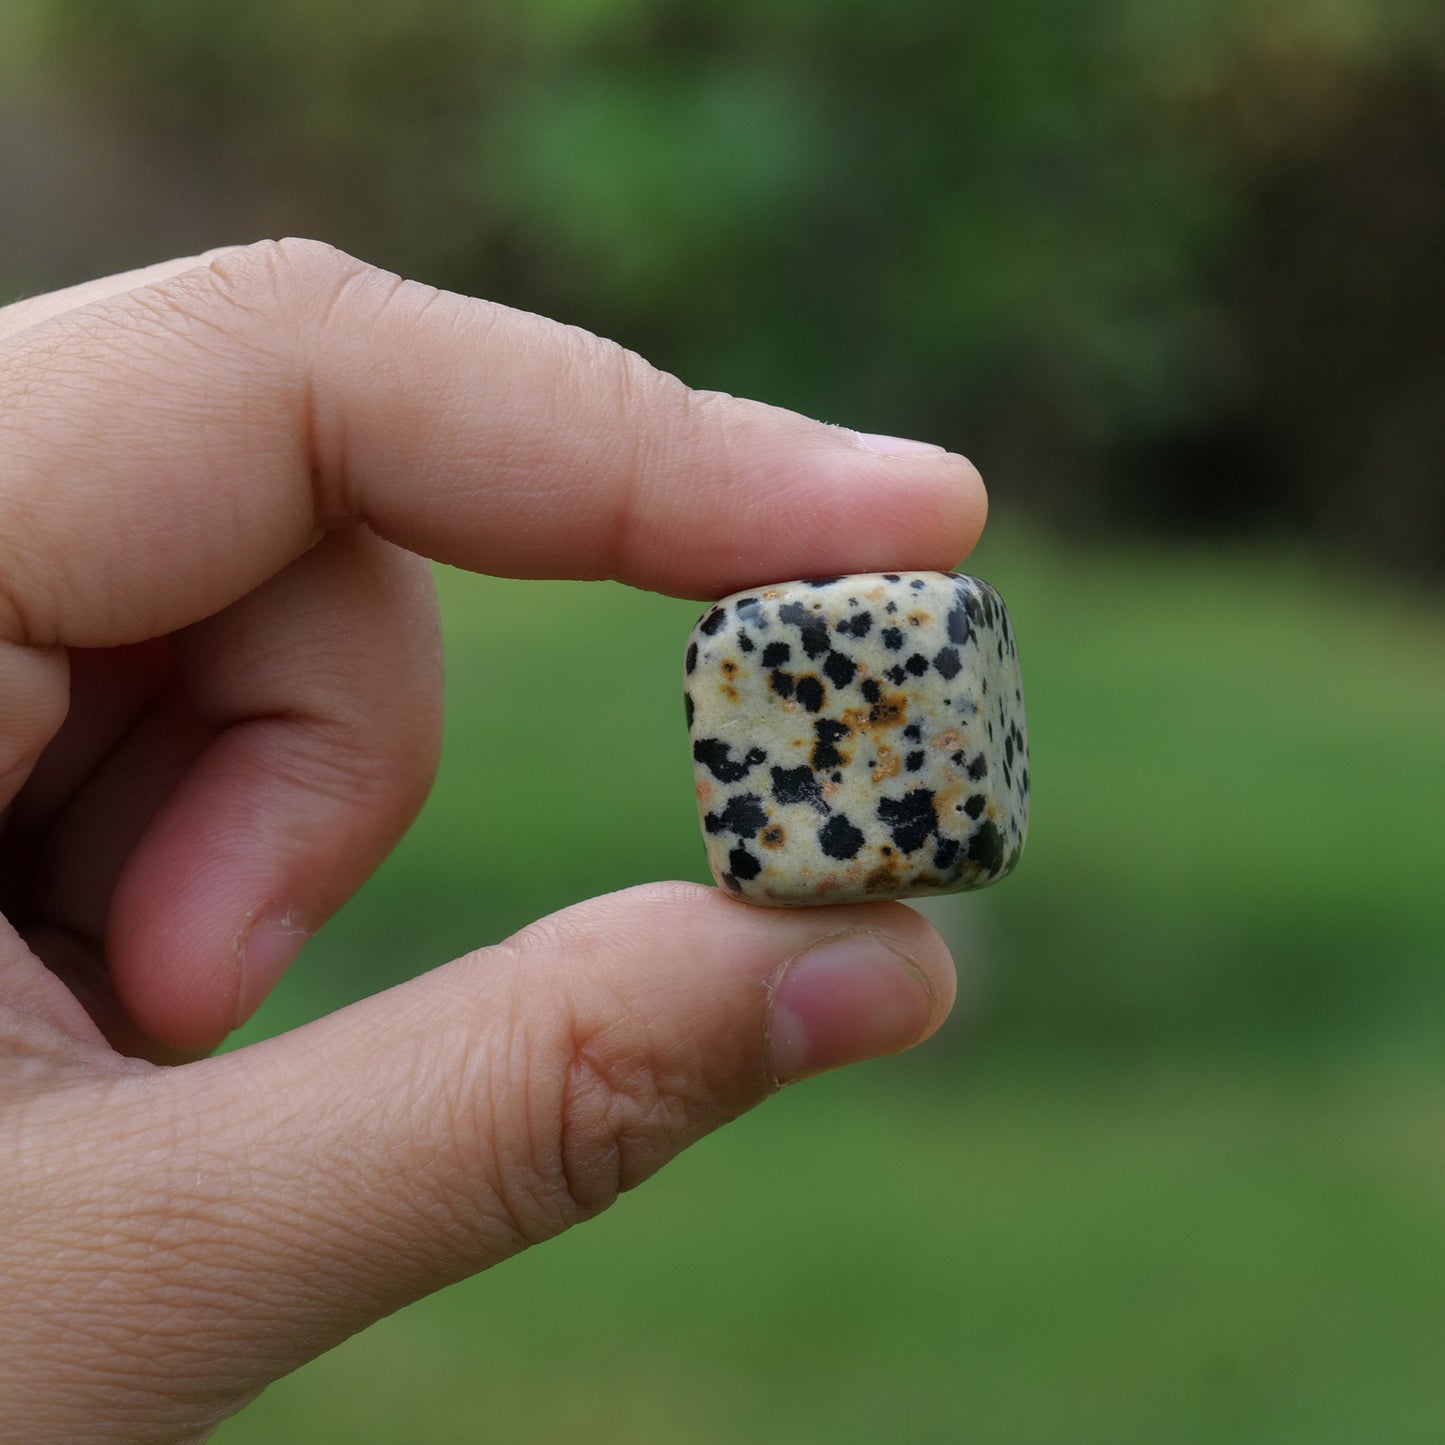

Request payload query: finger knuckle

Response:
[203,238,379,342]
[485,944,702,1242]
[222,236,360,294]
[555,1005,695,1215]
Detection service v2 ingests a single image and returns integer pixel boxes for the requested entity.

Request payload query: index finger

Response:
[0,237,986,651]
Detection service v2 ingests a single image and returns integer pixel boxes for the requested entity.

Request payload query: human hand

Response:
[0,240,984,1442]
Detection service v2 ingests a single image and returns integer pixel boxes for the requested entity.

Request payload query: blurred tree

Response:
[5,0,1444,571]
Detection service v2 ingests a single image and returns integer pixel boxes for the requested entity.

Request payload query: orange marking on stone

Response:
[865,857,903,892]
[841,691,909,738]
[871,745,901,784]
[933,785,965,827]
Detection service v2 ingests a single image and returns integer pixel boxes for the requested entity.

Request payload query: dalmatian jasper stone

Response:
[685,571,1028,906]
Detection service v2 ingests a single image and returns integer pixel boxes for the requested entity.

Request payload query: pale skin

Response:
[0,239,987,1443]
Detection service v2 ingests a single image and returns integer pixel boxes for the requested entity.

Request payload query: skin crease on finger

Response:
[0,240,978,1442]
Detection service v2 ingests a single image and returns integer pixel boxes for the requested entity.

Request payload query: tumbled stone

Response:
[685,571,1028,906]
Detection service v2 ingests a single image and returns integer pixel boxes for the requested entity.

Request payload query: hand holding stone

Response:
[0,241,985,1442]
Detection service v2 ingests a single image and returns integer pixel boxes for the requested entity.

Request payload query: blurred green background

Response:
[3,1,1444,1439]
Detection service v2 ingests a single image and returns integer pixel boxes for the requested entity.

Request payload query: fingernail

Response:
[237,911,311,1029]
[769,933,936,1083]
[851,431,949,456]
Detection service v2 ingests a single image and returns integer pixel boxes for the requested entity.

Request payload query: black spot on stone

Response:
[778,600,833,659]
[950,751,965,765]
[903,723,922,741]
[731,598,761,629]
[883,573,901,582]
[861,678,882,703]
[684,692,694,729]
[819,814,865,860]
[795,675,826,713]
[886,665,908,685]
[881,626,904,651]
[685,641,698,675]
[738,631,755,653]
[932,647,962,680]
[769,670,795,700]
[771,765,826,811]
[800,625,831,660]
[693,738,767,783]
[877,788,937,854]
[934,838,961,869]
[761,641,791,668]
[836,611,873,638]
[811,718,851,771]
[699,607,727,636]
[885,601,898,614]
[823,651,857,689]
[967,754,988,780]
[729,845,763,881]
[905,750,926,772]
[905,653,929,677]
[909,578,926,589]
[707,792,769,837]
[963,592,984,625]
[966,820,1005,874]
[1005,736,1015,765]
[947,604,972,645]
[964,793,986,819]
[802,576,843,588]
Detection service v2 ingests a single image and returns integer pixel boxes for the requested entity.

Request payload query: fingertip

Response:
[767,932,938,1082]
[781,441,989,583]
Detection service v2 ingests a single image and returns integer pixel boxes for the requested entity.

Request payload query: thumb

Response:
[16,884,955,1439]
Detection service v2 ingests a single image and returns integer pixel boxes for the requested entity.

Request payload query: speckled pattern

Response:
[685,571,1028,906]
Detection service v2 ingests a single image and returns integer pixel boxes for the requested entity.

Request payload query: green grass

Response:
[217,523,1445,1441]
